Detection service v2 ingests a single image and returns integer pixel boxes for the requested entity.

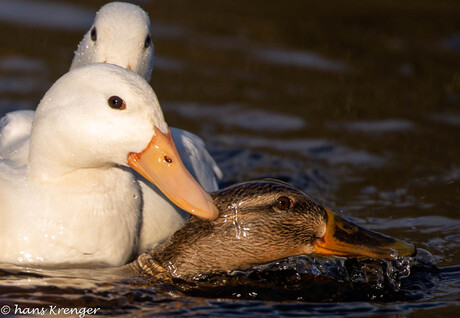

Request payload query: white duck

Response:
[0,63,217,266]
[70,1,154,82]
[0,2,222,255]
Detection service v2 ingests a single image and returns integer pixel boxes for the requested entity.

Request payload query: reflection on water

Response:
[0,0,459,316]
[0,56,45,73]
[215,134,385,167]
[166,102,307,132]
[0,0,92,30]
[431,112,460,126]
[255,48,351,72]
[332,119,414,133]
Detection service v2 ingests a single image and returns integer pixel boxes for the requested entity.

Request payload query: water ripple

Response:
[166,102,306,132]
[255,48,351,72]
[0,0,93,30]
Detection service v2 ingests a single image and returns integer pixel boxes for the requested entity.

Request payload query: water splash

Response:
[164,261,178,277]
[177,249,438,302]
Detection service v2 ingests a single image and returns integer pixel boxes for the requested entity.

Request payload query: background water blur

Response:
[0,0,458,316]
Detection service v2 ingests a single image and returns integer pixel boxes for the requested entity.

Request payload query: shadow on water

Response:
[0,0,459,316]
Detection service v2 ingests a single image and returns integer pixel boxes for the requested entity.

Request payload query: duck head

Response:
[142,180,415,279]
[70,2,154,81]
[27,63,217,220]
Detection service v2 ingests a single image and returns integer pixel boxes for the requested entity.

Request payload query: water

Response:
[0,253,445,316]
[0,0,459,316]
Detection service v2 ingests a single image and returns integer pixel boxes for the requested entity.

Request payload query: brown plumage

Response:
[127,180,415,280]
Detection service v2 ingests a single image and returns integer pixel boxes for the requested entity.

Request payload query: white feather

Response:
[0,63,183,266]
[0,2,222,259]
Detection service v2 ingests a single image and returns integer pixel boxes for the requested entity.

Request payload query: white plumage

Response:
[0,2,221,262]
[0,64,168,266]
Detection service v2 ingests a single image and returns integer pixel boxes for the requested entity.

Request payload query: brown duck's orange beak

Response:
[128,127,219,220]
[313,208,415,259]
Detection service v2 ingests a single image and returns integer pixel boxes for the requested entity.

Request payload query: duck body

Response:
[0,63,217,266]
[0,164,141,266]
[127,180,416,280]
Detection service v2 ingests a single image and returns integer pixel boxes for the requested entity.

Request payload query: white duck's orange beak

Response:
[128,127,219,220]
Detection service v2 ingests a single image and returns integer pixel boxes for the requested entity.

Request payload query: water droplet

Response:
[229,203,250,239]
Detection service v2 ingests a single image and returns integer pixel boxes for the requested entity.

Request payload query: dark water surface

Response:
[0,0,459,316]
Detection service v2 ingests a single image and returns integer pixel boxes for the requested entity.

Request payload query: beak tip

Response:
[195,203,219,221]
[128,127,220,220]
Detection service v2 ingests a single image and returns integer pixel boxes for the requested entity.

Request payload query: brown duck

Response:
[126,180,415,280]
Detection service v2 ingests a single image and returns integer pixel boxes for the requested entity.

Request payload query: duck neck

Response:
[142,219,212,279]
[27,153,77,183]
[145,218,253,280]
[26,122,116,183]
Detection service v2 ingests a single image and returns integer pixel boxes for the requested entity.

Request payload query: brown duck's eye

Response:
[108,96,126,110]
[144,34,151,48]
[90,27,97,41]
[276,196,292,210]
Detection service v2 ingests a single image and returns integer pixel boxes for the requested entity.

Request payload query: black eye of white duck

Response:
[144,34,151,48]
[90,27,97,41]
[276,196,293,210]
[107,95,126,110]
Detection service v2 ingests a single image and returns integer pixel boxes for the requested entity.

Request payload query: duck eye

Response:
[90,27,97,41]
[108,96,126,110]
[144,34,151,48]
[276,196,292,210]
